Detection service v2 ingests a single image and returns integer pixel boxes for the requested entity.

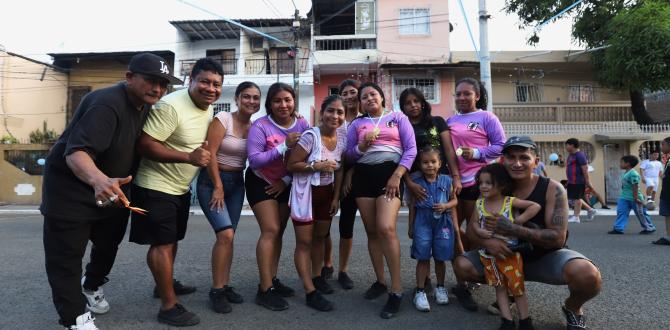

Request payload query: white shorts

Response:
[644,177,659,192]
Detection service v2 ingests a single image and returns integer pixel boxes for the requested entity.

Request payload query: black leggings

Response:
[339,191,357,239]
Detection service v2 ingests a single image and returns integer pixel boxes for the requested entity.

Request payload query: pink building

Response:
[311,0,455,120]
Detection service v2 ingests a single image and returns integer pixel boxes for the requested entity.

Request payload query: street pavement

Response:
[1,211,668,330]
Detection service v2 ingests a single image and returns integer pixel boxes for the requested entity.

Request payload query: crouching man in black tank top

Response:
[453,136,602,330]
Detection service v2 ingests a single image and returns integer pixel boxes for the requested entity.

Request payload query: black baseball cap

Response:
[502,135,537,152]
[128,53,183,85]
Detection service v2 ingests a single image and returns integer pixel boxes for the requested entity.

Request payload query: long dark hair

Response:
[265,82,296,116]
[456,77,488,111]
[399,87,432,128]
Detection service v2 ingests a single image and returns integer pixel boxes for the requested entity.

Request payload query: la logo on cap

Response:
[160,61,170,74]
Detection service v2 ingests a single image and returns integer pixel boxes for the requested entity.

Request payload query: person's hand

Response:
[342,169,353,197]
[329,199,339,217]
[384,174,401,201]
[93,175,132,208]
[460,147,476,160]
[432,202,450,215]
[286,132,301,149]
[407,180,428,201]
[636,198,644,205]
[265,180,287,198]
[408,226,414,239]
[453,176,463,195]
[482,238,514,259]
[474,227,494,239]
[189,141,211,167]
[209,187,225,213]
[315,160,338,172]
[483,213,514,236]
[358,131,377,152]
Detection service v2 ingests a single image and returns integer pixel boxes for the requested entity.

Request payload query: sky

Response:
[0,0,579,63]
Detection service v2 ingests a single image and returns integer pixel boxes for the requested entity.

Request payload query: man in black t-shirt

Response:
[41,53,182,329]
[453,136,602,330]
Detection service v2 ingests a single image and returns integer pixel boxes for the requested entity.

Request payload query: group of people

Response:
[41,52,605,330]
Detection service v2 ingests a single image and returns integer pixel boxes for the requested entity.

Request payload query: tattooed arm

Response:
[484,180,568,249]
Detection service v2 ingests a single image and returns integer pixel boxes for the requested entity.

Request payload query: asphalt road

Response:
[1,213,668,330]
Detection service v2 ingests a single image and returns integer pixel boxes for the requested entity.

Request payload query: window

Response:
[515,83,543,102]
[213,103,230,116]
[394,77,437,103]
[399,8,430,35]
[329,87,339,95]
[568,84,595,102]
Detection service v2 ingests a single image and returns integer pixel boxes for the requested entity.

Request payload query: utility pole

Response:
[478,0,493,111]
[293,9,300,112]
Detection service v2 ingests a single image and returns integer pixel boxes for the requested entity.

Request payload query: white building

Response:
[170,19,315,123]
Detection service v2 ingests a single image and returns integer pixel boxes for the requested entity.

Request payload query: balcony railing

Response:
[244,58,309,75]
[502,122,670,136]
[314,35,377,51]
[493,102,634,123]
[180,57,237,76]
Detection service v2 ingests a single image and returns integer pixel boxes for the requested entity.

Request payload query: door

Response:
[603,143,626,203]
[67,86,91,124]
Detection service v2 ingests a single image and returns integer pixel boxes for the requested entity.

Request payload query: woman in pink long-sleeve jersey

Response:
[246,82,310,311]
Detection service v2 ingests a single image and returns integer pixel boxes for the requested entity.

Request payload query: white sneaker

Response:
[568,216,581,223]
[435,286,449,305]
[646,200,656,210]
[81,276,110,314]
[66,311,99,330]
[413,291,430,312]
[586,209,597,221]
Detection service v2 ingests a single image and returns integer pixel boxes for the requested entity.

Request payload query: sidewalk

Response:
[0,204,656,216]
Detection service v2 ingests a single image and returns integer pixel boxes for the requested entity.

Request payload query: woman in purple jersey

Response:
[345,82,417,319]
[446,78,505,310]
[246,82,310,311]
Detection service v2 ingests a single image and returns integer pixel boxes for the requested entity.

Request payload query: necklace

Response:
[367,109,387,136]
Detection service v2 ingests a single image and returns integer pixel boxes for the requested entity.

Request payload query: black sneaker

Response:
[562,305,587,330]
[380,293,402,319]
[337,271,354,290]
[306,290,333,311]
[519,317,535,330]
[499,318,515,330]
[607,230,624,235]
[157,303,200,327]
[272,277,295,297]
[153,279,197,298]
[209,289,232,314]
[453,284,478,311]
[321,266,334,279]
[652,237,670,245]
[223,285,243,304]
[364,281,388,300]
[639,229,656,235]
[313,276,334,294]
[255,287,289,311]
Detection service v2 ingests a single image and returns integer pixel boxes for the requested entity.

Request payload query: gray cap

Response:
[502,135,537,152]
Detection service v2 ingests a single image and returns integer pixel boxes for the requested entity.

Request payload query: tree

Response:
[504,0,670,124]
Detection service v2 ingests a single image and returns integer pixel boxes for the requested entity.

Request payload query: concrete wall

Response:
[376,0,450,64]
[0,52,68,141]
[67,59,128,91]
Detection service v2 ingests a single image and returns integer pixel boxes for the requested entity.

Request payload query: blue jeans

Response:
[613,198,656,232]
[197,169,245,232]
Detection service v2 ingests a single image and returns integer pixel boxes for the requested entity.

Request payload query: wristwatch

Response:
[308,161,316,171]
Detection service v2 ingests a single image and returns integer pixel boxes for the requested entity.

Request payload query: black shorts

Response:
[129,184,190,246]
[245,169,290,207]
[352,161,397,199]
[458,184,480,201]
[567,184,586,200]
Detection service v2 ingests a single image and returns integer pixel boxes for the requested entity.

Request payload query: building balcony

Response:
[493,102,634,123]
[243,57,310,75]
[314,34,376,51]
[180,57,237,76]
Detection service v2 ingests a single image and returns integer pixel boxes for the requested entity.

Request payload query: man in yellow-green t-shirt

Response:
[129,58,223,327]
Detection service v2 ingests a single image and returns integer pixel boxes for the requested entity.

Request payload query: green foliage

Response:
[504,0,670,91]
[600,1,670,91]
[29,121,59,144]
[1,134,18,144]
